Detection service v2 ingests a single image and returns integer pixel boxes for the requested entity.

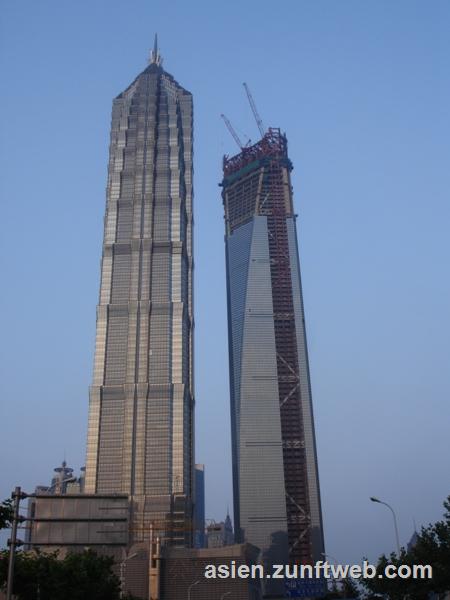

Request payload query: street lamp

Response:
[120,551,138,598]
[188,579,200,599]
[321,553,342,591]
[321,552,338,563]
[370,496,401,556]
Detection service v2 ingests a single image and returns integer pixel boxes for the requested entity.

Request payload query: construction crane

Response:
[221,113,245,150]
[243,82,265,138]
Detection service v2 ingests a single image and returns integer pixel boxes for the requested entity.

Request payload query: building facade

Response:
[85,40,194,546]
[157,543,261,600]
[194,464,205,548]
[221,129,324,570]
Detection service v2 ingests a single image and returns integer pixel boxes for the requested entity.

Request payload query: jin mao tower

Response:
[85,39,194,546]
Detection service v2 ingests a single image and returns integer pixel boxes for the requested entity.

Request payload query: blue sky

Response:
[1,0,449,564]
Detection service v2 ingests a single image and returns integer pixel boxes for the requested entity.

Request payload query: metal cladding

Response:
[221,129,325,569]
[84,54,194,546]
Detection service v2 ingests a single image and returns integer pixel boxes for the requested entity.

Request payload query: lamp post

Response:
[321,551,339,568]
[322,552,337,561]
[370,496,401,556]
[322,552,341,594]
[120,551,138,598]
[322,551,349,594]
[188,579,200,599]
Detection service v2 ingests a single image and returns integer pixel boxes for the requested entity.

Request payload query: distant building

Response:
[407,529,419,552]
[35,460,86,494]
[194,464,205,548]
[41,460,85,494]
[66,466,85,493]
[207,513,234,548]
[50,460,74,494]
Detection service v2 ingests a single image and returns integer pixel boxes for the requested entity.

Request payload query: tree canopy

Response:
[361,494,450,600]
[0,549,122,600]
[0,498,13,530]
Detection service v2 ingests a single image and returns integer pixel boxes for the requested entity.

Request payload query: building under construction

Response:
[221,126,325,589]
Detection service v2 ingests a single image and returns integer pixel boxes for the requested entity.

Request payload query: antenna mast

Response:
[243,82,265,138]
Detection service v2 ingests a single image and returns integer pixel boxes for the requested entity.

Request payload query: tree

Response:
[361,495,450,600]
[323,576,361,600]
[341,577,361,598]
[0,498,13,530]
[60,550,122,600]
[0,548,122,600]
[410,495,450,595]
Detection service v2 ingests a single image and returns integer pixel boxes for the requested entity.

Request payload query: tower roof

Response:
[116,36,193,100]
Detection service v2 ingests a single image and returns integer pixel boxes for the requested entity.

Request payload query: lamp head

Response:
[370,496,381,503]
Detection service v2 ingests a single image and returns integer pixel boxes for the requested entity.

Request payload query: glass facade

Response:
[222,130,325,576]
[194,464,205,548]
[85,49,194,546]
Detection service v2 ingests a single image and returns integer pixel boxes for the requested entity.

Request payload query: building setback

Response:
[85,39,194,546]
[221,129,325,570]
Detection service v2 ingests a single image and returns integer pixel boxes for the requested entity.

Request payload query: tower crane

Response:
[243,82,265,138]
[221,114,245,150]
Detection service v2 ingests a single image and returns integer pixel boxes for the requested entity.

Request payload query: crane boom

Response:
[221,113,244,150]
[243,82,265,138]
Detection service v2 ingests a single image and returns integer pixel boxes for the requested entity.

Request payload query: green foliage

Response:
[324,577,361,600]
[411,495,450,594]
[0,498,13,530]
[0,548,122,600]
[341,577,360,598]
[361,495,450,600]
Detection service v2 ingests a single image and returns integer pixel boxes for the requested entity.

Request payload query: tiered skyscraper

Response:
[221,129,325,568]
[85,39,194,545]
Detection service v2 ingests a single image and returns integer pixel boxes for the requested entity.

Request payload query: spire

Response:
[149,33,162,66]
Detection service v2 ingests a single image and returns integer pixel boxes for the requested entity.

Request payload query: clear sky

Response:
[1,0,449,565]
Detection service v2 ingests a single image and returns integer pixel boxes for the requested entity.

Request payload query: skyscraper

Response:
[221,129,324,568]
[85,39,194,546]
